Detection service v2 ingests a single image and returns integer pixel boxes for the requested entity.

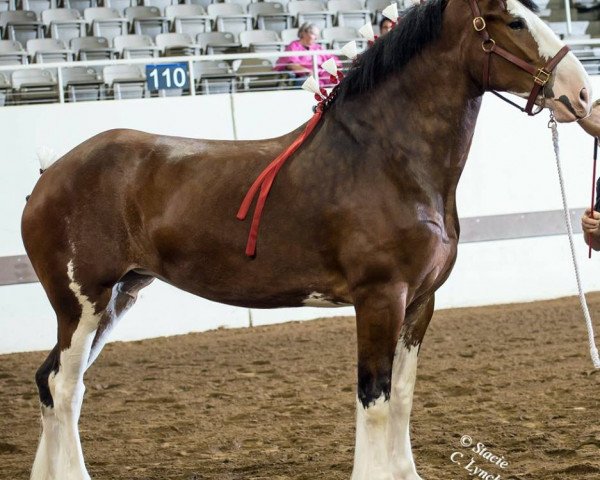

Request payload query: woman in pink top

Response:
[275,23,341,85]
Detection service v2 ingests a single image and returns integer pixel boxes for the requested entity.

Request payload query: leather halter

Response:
[468,0,570,115]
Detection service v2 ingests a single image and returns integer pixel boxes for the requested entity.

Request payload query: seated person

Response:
[379,17,394,36]
[275,23,341,85]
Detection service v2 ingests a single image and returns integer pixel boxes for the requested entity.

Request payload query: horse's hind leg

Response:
[31,266,152,480]
[31,260,111,480]
[31,267,153,480]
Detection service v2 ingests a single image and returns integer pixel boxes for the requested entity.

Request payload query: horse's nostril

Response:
[580,87,589,104]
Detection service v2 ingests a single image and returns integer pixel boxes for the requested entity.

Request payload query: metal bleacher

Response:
[0,0,597,106]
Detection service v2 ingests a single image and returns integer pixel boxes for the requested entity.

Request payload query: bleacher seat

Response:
[264,0,290,7]
[0,39,28,64]
[366,0,390,24]
[224,0,254,11]
[84,7,128,45]
[103,0,137,16]
[1,11,43,46]
[64,0,97,17]
[207,3,252,39]
[287,1,333,30]
[234,57,282,90]
[142,0,179,12]
[11,68,58,104]
[22,0,55,20]
[27,38,74,62]
[103,63,147,99]
[62,65,103,101]
[71,35,116,60]
[280,27,299,44]
[113,33,159,58]
[125,6,169,37]
[41,9,86,44]
[327,0,370,29]
[0,0,15,13]
[196,59,235,94]
[196,30,240,54]
[248,2,293,33]
[165,4,210,36]
[183,0,214,11]
[548,21,590,38]
[322,25,363,48]
[0,71,9,106]
[155,32,200,55]
[239,29,284,52]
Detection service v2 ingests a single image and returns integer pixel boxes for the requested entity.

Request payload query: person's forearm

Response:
[287,64,311,73]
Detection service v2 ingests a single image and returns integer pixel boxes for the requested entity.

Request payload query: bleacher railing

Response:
[2,35,600,107]
[0,48,353,106]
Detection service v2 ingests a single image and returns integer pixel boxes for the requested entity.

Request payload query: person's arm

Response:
[582,208,600,251]
[286,63,312,73]
[274,42,311,74]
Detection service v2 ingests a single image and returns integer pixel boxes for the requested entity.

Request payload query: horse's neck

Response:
[325,50,483,232]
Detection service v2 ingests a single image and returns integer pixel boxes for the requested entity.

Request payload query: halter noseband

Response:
[468,0,570,115]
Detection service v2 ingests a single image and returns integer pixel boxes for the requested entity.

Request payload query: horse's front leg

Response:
[350,284,431,480]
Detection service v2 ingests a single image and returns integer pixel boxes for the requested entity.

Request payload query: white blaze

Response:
[506,0,562,60]
[505,0,591,108]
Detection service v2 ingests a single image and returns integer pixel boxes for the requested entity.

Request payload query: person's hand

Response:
[582,208,600,235]
[287,64,311,74]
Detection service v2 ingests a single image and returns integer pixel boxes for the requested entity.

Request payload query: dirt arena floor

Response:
[2,294,600,480]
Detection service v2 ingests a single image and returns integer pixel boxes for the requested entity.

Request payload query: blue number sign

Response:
[146,63,190,91]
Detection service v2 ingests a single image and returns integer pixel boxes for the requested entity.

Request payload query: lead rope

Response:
[549,114,600,369]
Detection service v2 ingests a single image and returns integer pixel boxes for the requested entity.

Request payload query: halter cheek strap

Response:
[468,0,570,115]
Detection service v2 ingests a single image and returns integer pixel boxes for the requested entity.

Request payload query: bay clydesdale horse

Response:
[22,0,593,478]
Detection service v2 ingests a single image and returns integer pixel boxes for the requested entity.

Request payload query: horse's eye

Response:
[508,19,526,30]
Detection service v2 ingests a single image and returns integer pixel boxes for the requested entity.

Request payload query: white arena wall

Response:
[2,79,600,354]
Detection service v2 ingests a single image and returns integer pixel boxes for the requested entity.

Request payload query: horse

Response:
[21,0,592,478]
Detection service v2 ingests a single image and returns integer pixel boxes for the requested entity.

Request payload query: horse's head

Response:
[459,0,591,122]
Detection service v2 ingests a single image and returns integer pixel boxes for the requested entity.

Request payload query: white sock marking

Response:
[352,395,392,480]
[390,343,421,480]
[30,406,61,480]
[350,342,421,480]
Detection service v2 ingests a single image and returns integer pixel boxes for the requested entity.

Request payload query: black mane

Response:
[332,0,447,105]
[331,0,539,105]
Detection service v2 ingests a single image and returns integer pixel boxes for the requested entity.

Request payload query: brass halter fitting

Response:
[481,38,495,53]
[473,16,486,31]
[533,68,551,86]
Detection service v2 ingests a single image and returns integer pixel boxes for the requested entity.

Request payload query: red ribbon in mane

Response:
[237,21,398,256]
[236,106,324,257]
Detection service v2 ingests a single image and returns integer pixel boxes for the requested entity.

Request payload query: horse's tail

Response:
[36,146,59,174]
[25,146,60,201]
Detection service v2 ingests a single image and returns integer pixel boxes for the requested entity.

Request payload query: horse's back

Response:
[21,127,293,290]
